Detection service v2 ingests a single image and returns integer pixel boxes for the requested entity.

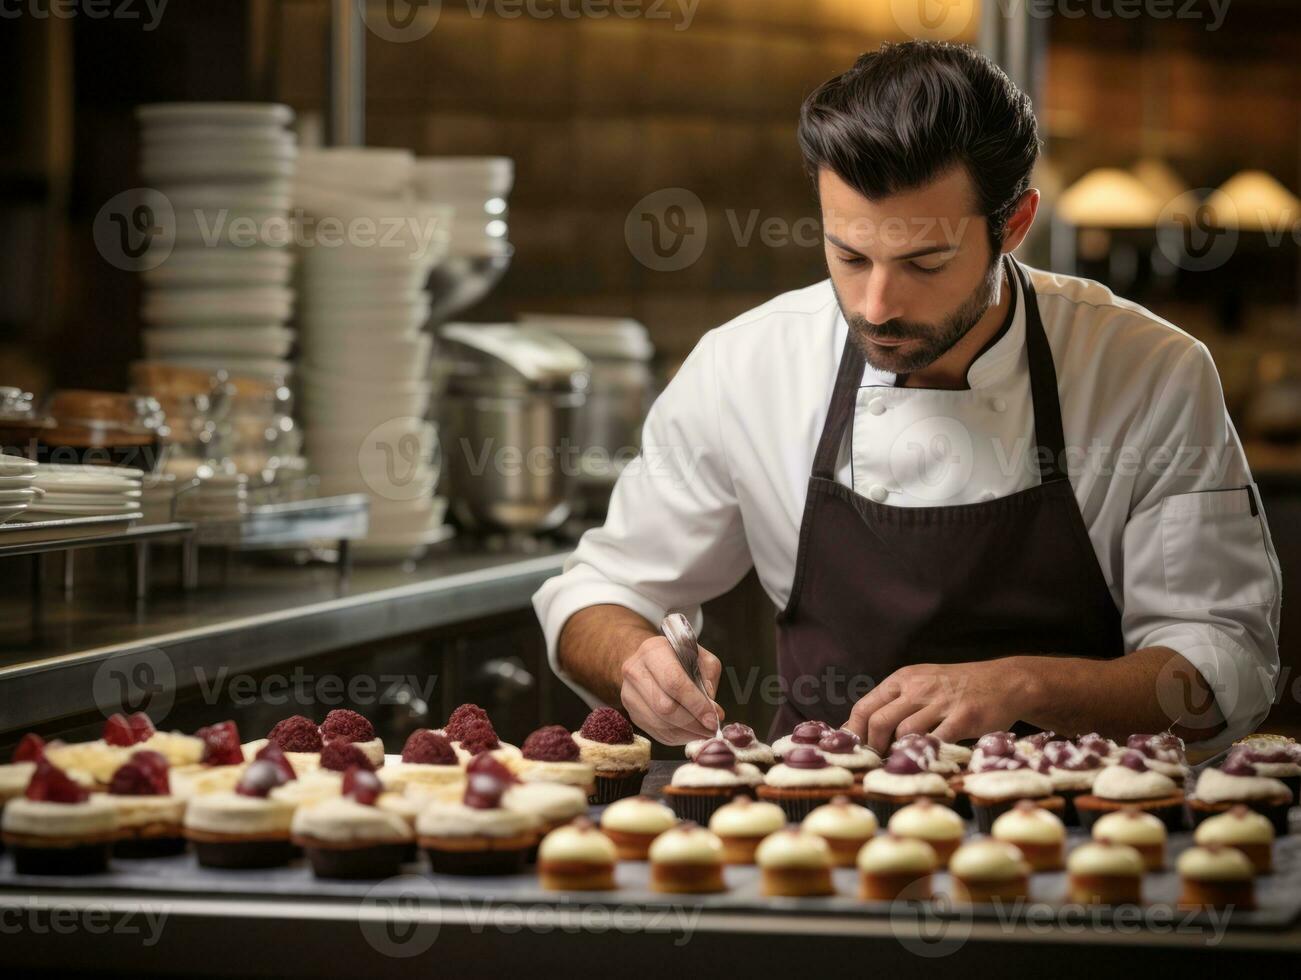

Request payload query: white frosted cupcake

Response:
[1194,804,1275,874]
[572,708,650,804]
[184,762,297,870]
[647,823,726,894]
[757,747,858,821]
[991,799,1066,871]
[888,797,965,865]
[2,759,118,875]
[857,833,938,901]
[950,839,1031,904]
[599,794,677,860]
[1177,845,1256,910]
[292,769,412,880]
[514,726,596,793]
[802,795,878,866]
[756,828,834,897]
[686,723,775,769]
[537,817,617,891]
[708,796,786,864]
[1090,807,1168,871]
[416,775,539,875]
[1066,840,1144,905]
[664,740,763,823]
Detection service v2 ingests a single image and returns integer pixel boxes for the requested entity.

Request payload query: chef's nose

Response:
[861,267,907,324]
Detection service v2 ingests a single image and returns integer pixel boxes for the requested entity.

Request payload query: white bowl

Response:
[142,148,298,183]
[143,326,295,359]
[298,301,430,335]
[158,354,290,380]
[137,102,294,128]
[295,148,415,198]
[412,157,514,200]
[143,286,294,325]
[144,247,293,288]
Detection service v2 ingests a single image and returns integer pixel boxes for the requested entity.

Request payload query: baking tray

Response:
[188,494,369,548]
[0,512,144,549]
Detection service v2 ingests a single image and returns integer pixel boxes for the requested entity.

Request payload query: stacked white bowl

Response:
[136,103,298,381]
[26,464,144,520]
[293,148,452,562]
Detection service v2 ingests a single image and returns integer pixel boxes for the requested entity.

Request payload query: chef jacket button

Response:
[867,484,889,503]
[867,396,886,416]
[991,397,1007,413]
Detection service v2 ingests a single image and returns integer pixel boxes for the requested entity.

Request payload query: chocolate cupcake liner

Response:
[193,839,296,870]
[1189,799,1291,837]
[589,769,646,806]
[113,836,187,859]
[11,843,111,876]
[1059,790,1084,827]
[770,793,834,823]
[664,788,751,824]
[972,796,1066,835]
[949,791,973,820]
[306,843,410,880]
[424,845,530,876]
[862,795,953,826]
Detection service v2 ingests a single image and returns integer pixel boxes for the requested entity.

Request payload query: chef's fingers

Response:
[697,647,723,700]
[623,653,715,740]
[620,685,680,745]
[895,703,947,740]
[932,712,981,746]
[643,643,725,734]
[863,695,918,756]
[845,677,902,742]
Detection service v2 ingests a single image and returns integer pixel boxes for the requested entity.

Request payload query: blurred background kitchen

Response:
[0,0,1298,750]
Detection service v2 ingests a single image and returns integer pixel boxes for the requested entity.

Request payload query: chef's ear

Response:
[1000,188,1040,253]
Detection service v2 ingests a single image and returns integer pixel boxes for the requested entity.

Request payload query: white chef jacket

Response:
[533,263,1282,749]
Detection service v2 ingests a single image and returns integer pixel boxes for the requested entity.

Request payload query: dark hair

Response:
[798,41,1040,254]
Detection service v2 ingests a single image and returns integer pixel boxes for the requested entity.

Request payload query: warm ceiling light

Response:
[1057,167,1163,227]
[1204,170,1300,231]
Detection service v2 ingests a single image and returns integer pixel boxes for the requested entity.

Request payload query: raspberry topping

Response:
[255,741,297,781]
[268,715,323,753]
[109,750,170,796]
[579,707,634,745]
[103,712,155,747]
[12,733,45,763]
[195,721,243,766]
[1020,731,1055,751]
[445,704,491,742]
[819,730,860,754]
[1221,749,1257,777]
[402,729,457,765]
[784,746,828,770]
[236,758,290,798]
[26,758,90,803]
[721,723,755,748]
[521,725,579,762]
[695,739,737,769]
[883,750,924,775]
[320,740,376,772]
[1118,750,1150,772]
[466,752,517,784]
[343,766,383,805]
[976,731,1017,757]
[977,754,1029,772]
[791,720,832,745]
[456,719,501,755]
[319,709,375,744]
[1076,733,1114,757]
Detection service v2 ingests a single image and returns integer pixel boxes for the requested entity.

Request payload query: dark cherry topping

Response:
[235,758,290,798]
[255,741,297,781]
[402,729,458,765]
[977,754,1028,772]
[784,746,829,770]
[976,732,1016,757]
[1148,731,1185,753]
[343,766,383,805]
[464,772,507,810]
[26,757,89,803]
[319,709,375,744]
[1221,751,1258,778]
[320,740,376,773]
[1118,750,1150,773]
[522,725,580,762]
[268,715,323,753]
[195,721,243,766]
[721,722,755,748]
[695,739,737,769]
[456,719,501,755]
[894,733,940,753]
[579,707,634,745]
[1041,740,1102,771]
[1076,733,1114,756]
[819,730,861,754]
[791,720,832,745]
[103,712,155,747]
[445,704,491,742]
[12,733,45,763]
[883,750,924,775]
[466,752,518,784]
[1242,744,1294,765]
[1020,731,1055,751]
[109,750,170,796]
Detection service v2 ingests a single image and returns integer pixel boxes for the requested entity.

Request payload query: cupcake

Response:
[319,710,385,769]
[416,769,538,875]
[1188,751,1292,834]
[319,738,379,774]
[802,795,878,867]
[1066,841,1144,906]
[647,822,726,894]
[860,749,955,824]
[1125,732,1188,786]
[170,720,247,798]
[599,795,677,860]
[1232,735,1301,799]
[1074,751,1185,831]
[1014,731,1057,763]
[261,714,325,773]
[756,828,835,897]
[1,758,117,875]
[967,731,1019,773]
[887,798,964,866]
[816,729,882,778]
[137,729,205,769]
[991,800,1065,871]
[892,734,962,777]
[501,780,588,839]
[445,703,521,765]
[0,734,46,826]
[292,767,412,879]
[572,708,650,804]
[1194,804,1275,874]
[757,747,859,821]
[1177,845,1256,911]
[949,839,1031,905]
[43,739,130,788]
[1034,739,1104,825]
[856,834,938,902]
[381,730,464,793]
[663,740,763,822]
[537,817,617,891]
[962,764,1062,834]
[685,723,775,770]
[1076,732,1123,763]
[771,720,833,760]
[269,768,344,808]
[1090,807,1168,871]
[515,726,595,793]
[103,750,187,857]
[708,796,787,864]
[184,758,297,869]
[938,741,973,770]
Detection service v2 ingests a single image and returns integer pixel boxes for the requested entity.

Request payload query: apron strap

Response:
[811,327,866,481]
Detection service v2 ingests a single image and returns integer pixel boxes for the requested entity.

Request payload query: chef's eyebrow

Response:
[824,232,957,261]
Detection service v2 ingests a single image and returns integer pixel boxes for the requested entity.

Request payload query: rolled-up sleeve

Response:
[1120,342,1281,749]
[532,330,753,706]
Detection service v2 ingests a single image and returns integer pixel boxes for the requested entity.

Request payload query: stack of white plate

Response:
[0,454,38,524]
[25,465,144,519]
[136,103,298,381]
[411,157,514,259]
[293,150,452,562]
[174,468,248,522]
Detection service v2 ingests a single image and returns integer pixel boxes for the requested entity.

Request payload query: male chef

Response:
[533,41,1281,753]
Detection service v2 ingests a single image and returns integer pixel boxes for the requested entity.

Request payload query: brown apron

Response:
[771,256,1124,736]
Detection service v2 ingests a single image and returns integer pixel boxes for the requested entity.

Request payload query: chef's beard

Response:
[837,255,1003,375]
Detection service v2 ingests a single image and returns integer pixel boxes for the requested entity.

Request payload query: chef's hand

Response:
[620,636,725,745]
[844,660,1030,755]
